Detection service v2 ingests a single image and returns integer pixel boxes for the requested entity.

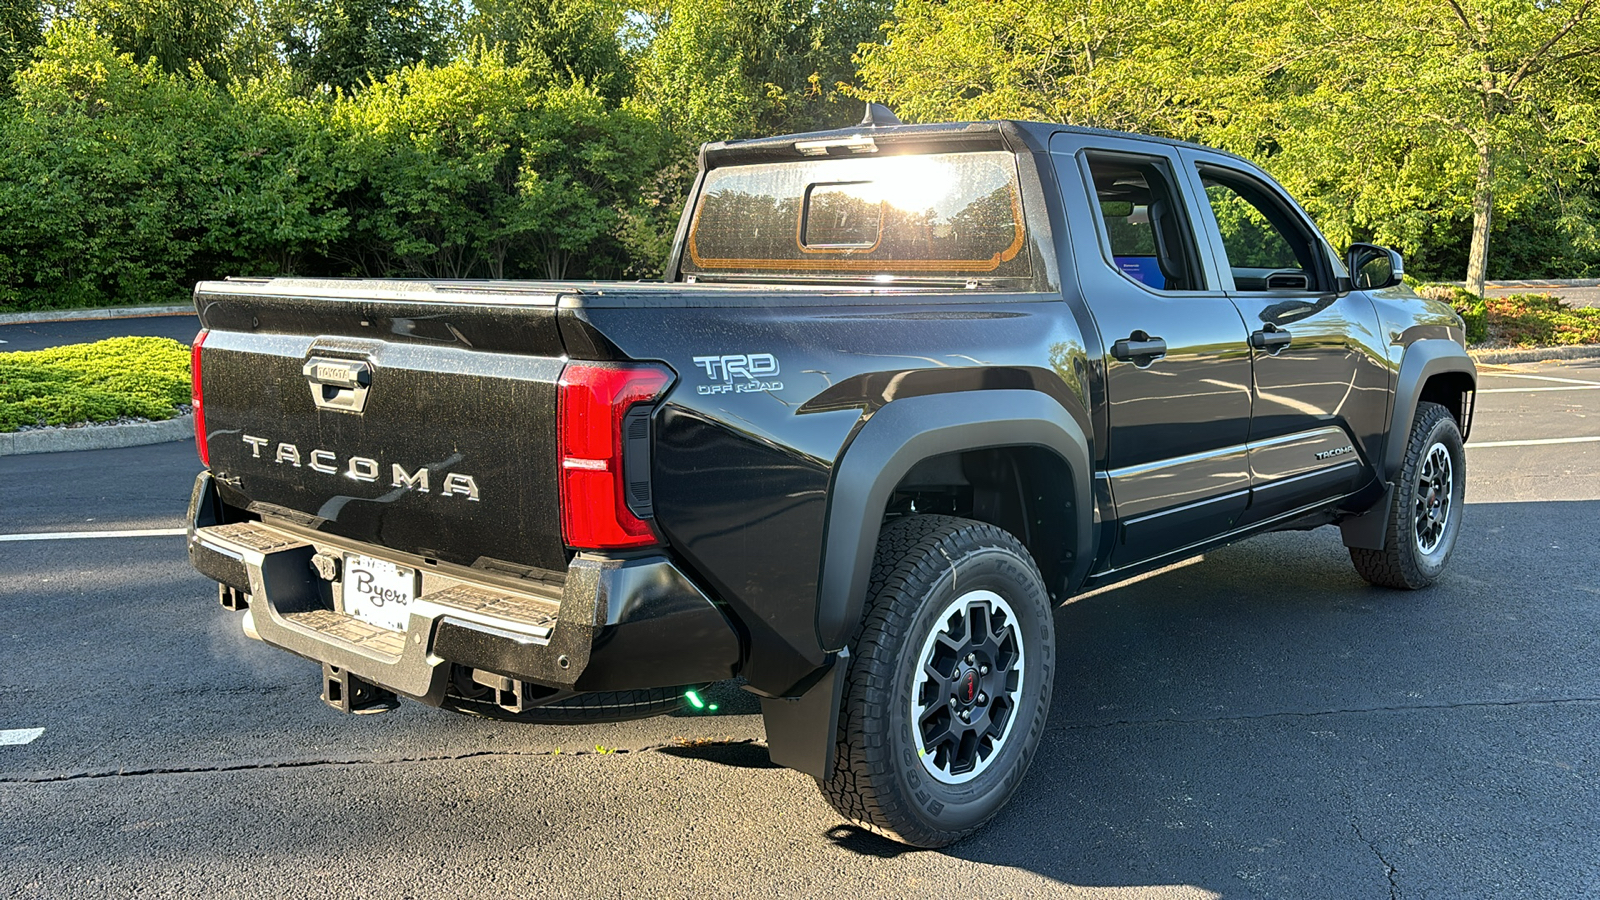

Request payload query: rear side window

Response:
[682,151,1032,284]
[1084,153,1204,292]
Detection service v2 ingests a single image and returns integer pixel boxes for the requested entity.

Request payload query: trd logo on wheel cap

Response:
[961,670,978,703]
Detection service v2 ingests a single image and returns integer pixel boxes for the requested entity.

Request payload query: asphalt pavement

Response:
[0,312,200,352]
[2,362,1598,898]
[1483,279,1600,309]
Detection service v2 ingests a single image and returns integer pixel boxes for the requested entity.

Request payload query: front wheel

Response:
[1350,401,1466,588]
[818,515,1055,847]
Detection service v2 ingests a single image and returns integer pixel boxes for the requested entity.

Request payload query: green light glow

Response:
[684,689,705,709]
[708,704,719,711]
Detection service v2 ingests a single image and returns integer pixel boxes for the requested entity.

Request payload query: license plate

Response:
[342,554,417,633]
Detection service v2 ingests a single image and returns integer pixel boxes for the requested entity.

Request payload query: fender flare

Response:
[814,389,1095,651]
[1382,339,1477,480]
[1342,339,1476,551]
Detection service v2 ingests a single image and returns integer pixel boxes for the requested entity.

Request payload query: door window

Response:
[1198,169,1321,292]
[1084,153,1204,292]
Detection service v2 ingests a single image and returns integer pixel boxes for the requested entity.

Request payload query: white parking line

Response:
[1479,373,1600,386]
[0,527,185,542]
[0,728,44,746]
[1479,385,1600,393]
[1468,436,1600,448]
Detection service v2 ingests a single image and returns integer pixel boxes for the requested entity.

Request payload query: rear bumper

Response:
[186,472,741,703]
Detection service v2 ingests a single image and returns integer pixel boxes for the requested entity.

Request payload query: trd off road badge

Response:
[693,353,783,395]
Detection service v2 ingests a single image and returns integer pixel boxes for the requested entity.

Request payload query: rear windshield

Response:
[682,151,1032,284]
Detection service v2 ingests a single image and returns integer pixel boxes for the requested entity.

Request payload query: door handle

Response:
[1111,332,1167,364]
[1250,325,1292,352]
[303,357,372,413]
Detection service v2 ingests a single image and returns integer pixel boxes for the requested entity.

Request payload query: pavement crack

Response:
[0,738,765,785]
[1064,695,1600,730]
[1350,819,1401,899]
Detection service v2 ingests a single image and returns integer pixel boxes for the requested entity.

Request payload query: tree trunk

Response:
[1465,139,1493,297]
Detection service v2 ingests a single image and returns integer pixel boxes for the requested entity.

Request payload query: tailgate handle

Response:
[303,357,372,413]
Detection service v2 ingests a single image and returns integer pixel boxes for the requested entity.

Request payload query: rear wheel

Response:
[818,515,1054,847]
[1350,401,1466,589]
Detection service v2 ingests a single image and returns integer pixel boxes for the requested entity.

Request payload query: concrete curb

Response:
[0,414,193,456]
[0,304,193,326]
[1470,344,1600,365]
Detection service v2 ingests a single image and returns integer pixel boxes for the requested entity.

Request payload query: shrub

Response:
[1416,283,1490,344]
[0,336,191,431]
[1485,293,1600,347]
[0,23,220,311]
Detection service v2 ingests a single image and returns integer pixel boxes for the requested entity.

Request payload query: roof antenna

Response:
[859,102,902,127]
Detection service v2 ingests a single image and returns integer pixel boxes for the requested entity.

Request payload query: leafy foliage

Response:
[1419,284,1491,344]
[8,0,1600,317]
[1417,284,1600,346]
[278,0,461,91]
[0,337,191,431]
[330,51,662,278]
[0,22,220,308]
[859,0,1600,289]
[466,0,630,100]
[0,0,42,95]
[1482,294,1600,347]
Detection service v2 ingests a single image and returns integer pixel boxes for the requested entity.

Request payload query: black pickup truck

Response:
[186,109,1475,847]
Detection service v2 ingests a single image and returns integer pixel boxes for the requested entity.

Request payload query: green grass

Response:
[0,337,191,433]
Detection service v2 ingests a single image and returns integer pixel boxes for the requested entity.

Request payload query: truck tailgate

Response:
[196,280,569,572]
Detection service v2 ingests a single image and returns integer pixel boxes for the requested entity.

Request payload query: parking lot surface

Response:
[0,312,200,353]
[2,361,1598,899]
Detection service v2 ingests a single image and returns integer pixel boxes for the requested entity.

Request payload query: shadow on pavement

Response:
[826,502,1600,898]
[656,740,781,770]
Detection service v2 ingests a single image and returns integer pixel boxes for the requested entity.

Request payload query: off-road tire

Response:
[818,515,1054,848]
[1350,401,1466,589]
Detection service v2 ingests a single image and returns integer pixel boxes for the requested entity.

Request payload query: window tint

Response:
[1084,153,1202,291]
[1198,170,1319,291]
[683,151,1032,283]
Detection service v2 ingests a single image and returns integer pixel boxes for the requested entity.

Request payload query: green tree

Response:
[631,0,892,141]
[331,51,661,280]
[1256,0,1600,294]
[0,0,42,95]
[195,78,352,275]
[856,0,1239,134]
[278,0,460,91]
[858,0,1600,290]
[465,0,630,100]
[0,22,220,309]
[71,0,276,83]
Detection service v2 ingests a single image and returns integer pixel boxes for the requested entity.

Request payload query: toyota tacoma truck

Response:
[186,107,1476,847]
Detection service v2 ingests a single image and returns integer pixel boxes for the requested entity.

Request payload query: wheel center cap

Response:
[957,668,980,707]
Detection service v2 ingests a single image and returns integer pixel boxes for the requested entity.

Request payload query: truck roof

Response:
[701,118,1254,169]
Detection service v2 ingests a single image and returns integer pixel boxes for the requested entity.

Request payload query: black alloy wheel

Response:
[911,588,1027,785]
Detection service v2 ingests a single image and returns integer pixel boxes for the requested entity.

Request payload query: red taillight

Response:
[557,362,673,549]
[191,329,209,466]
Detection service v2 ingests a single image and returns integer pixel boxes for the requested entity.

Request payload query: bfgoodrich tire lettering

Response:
[818,515,1054,847]
[1350,401,1466,589]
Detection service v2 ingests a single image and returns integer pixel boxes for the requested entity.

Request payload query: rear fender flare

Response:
[815,390,1094,651]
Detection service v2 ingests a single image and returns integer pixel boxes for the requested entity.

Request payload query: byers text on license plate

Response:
[342,554,417,632]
